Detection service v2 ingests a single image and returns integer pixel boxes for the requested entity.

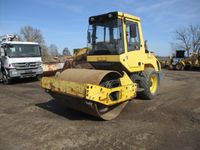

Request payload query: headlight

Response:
[11,63,17,68]
[9,69,18,75]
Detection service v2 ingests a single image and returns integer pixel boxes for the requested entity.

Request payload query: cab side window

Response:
[126,21,140,51]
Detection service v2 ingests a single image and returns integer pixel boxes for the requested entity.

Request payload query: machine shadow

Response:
[9,77,38,85]
[35,99,100,121]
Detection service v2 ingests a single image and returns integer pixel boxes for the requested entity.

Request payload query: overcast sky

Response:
[0,0,200,56]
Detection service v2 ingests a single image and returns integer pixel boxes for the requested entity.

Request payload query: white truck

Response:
[0,34,43,84]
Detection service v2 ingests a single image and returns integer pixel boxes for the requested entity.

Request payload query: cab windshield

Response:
[88,18,124,55]
[5,44,41,58]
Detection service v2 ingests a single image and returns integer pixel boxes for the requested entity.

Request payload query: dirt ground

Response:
[0,69,200,150]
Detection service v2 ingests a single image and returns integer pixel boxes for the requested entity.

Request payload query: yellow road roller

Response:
[41,12,161,120]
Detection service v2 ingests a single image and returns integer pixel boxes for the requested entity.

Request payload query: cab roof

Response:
[89,11,140,24]
[117,11,140,20]
[1,41,39,45]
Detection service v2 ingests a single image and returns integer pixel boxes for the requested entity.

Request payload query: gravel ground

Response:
[0,69,200,150]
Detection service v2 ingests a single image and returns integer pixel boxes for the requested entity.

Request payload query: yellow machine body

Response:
[41,12,161,120]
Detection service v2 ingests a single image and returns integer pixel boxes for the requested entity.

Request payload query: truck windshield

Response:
[5,44,41,58]
[88,18,124,55]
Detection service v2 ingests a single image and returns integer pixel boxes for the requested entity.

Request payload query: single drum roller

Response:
[41,11,161,120]
[42,69,136,120]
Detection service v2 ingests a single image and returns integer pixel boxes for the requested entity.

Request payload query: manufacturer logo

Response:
[25,63,29,67]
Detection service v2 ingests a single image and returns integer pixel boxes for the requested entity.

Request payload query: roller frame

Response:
[41,71,136,106]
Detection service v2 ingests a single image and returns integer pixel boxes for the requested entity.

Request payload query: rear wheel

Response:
[175,63,184,70]
[138,68,159,100]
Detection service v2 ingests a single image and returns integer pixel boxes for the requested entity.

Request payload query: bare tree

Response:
[12,33,22,41]
[174,27,191,57]
[190,25,200,53]
[40,45,54,62]
[173,25,200,57]
[49,44,59,56]
[20,26,44,44]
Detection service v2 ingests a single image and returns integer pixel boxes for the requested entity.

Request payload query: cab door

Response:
[125,20,143,70]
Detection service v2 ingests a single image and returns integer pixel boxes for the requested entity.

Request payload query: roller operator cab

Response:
[87,12,161,98]
[41,12,161,120]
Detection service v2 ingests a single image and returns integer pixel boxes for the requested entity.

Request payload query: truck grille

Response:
[12,62,40,70]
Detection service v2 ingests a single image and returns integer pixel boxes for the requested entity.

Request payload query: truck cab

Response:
[0,35,43,84]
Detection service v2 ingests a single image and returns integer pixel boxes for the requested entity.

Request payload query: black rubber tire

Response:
[175,64,184,70]
[138,68,159,100]
[36,75,43,81]
[0,71,3,83]
[3,74,12,85]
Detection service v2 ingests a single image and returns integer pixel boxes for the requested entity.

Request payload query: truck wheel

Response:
[36,75,42,81]
[138,68,159,100]
[0,72,3,82]
[3,74,11,84]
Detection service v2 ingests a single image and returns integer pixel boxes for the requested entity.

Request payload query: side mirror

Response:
[0,48,5,56]
[130,24,137,38]
[144,40,149,52]
[87,31,91,43]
